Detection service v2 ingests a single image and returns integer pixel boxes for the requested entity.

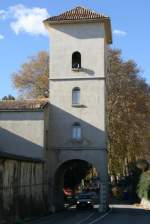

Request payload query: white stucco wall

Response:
[49,79,106,148]
[45,17,110,212]
[49,23,105,79]
[0,111,44,159]
[47,22,106,150]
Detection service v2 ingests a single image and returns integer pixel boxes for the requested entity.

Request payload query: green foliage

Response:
[137,170,150,200]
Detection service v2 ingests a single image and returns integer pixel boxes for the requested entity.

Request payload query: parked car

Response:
[76,193,94,209]
[85,191,98,203]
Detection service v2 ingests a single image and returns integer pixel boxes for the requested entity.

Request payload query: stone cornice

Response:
[49,77,106,81]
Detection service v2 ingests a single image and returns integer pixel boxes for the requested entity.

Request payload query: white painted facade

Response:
[48,22,106,148]
[45,17,111,212]
[49,23,105,79]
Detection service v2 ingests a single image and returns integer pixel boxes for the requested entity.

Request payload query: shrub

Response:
[112,186,123,199]
[137,170,150,200]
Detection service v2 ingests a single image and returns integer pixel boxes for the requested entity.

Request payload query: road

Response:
[27,205,150,224]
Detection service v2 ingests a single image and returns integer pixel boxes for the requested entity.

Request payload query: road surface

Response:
[27,205,150,224]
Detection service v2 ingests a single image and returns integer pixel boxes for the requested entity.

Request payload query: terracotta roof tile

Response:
[44,6,109,23]
[0,99,49,111]
[44,6,112,44]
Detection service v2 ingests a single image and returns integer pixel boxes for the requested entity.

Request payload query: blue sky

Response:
[0,0,150,98]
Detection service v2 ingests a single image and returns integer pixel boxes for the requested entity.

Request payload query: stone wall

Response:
[0,156,48,223]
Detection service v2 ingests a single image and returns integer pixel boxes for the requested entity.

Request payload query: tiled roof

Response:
[0,99,49,111]
[44,6,112,44]
[44,6,109,23]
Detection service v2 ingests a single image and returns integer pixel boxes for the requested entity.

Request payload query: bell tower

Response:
[44,6,112,212]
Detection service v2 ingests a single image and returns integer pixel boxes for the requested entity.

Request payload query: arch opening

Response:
[53,159,101,210]
[72,52,81,70]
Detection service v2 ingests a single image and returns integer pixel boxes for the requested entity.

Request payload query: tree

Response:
[137,169,150,201]
[64,161,92,189]
[136,159,149,172]
[107,49,150,177]
[64,161,98,192]
[2,95,15,100]
[12,51,49,98]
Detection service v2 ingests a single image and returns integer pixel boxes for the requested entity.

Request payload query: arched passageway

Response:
[52,159,101,211]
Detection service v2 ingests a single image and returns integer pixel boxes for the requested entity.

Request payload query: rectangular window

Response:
[72,88,80,105]
[72,125,81,141]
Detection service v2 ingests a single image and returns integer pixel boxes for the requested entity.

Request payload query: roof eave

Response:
[0,151,44,162]
[105,18,112,44]
[0,109,45,112]
[43,17,112,44]
[44,17,108,25]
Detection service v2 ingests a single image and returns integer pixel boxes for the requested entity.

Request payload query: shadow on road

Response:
[110,205,150,215]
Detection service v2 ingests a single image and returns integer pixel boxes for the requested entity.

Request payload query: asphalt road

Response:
[99,206,150,224]
[27,205,150,224]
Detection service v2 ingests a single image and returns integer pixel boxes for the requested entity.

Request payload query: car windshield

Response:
[78,194,90,199]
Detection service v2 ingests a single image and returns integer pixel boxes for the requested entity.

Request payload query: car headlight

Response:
[87,201,91,204]
[77,201,80,204]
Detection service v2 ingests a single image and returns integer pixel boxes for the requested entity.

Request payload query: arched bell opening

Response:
[72,52,81,70]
